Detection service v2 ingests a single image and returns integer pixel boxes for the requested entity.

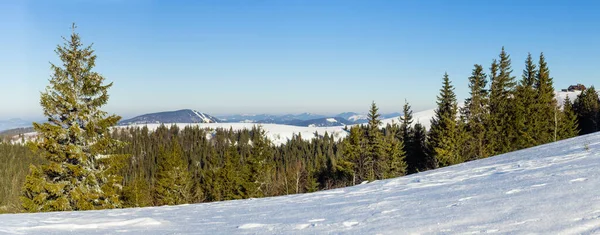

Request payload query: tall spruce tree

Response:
[428,73,463,167]
[462,64,490,160]
[21,24,127,212]
[574,86,600,135]
[399,100,418,173]
[533,53,558,143]
[514,53,538,148]
[366,102,387,180]
[343,126,365,185]
[488,47,517,154]
[384,124,407,178]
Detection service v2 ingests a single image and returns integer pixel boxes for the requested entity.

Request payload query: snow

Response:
[191,110,217,123]
[380,108,436,130]
[3,131,600,234]
[118,123,348,146]
[347,114,367,122]
[326,118,337,123]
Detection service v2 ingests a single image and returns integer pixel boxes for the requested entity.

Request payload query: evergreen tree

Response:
[399,100,418,173]
[154,139,191,206]
[428,73,463,167]
[122,173,153,208]
[462,64,490,160]
[533,52,558,143]
[343,126,365,185]
[21,24,127,212]
[559,95,579,139]
[412,123,436,171]
[366,102,387,180]
[488,47,517,154]
[514,53,538,148]
[574,86,600,135]
[384,124,407,178]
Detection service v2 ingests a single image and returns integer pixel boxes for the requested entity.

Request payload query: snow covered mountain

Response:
[119,109,220,125]
[215,114,278,123]
[335,112,368,123]
[3,131,600,234]
[290,117,353,127]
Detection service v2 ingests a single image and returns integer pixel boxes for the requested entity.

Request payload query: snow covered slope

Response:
[3,132,600,234]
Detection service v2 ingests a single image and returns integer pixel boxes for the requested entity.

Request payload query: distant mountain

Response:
[216,114,278,123]
[289,117,353,127]
[382,112,402,119]
[218,113,327,125]
[119,109,220,125]
[336,112,368,123]
[280,113,326,121]
[0,118,35,132]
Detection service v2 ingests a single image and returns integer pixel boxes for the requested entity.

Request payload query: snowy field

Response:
[2,131,600,234]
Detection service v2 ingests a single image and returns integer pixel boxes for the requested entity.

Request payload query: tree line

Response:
[1,26,599,213]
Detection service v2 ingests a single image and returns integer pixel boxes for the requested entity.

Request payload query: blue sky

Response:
[1,0,599,120]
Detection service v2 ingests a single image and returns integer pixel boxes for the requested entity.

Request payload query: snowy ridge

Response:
[3,132,600,234]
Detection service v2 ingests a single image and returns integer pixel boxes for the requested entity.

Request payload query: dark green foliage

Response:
[366,102,388,180]
[533,53,558,143]
[428,73,463,167]
[0,144,44,213]
[488,47,517,154]
[21,24,128,212]
[514,54,538,148]
[574,86,600,135]
[558,95,579,139]
[411,123,435,171]
[154,138,191,206]
[461,64,490,160]
[400,100,418,173]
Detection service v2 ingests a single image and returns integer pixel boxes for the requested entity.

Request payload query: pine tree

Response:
[366,102,387,180]
[122,173,153,208]
[559,95,579,139]
[21,24,127,212]
[343,126,365,185]
[514,53,538,148]
[412,123,435,171]
[428,73,463,167]
[488,47,517,154]
[533,52,558,143]
[384,124,407,178]
[574,86,600,135]
[462,64,490,160]
[399,100,418,173]
[154,139,191,206]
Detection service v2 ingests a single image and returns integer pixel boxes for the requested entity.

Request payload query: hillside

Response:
[119,109,220,125]
[2,132,599,234]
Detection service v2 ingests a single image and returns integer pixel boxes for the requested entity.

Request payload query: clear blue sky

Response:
[1,0,599,120]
